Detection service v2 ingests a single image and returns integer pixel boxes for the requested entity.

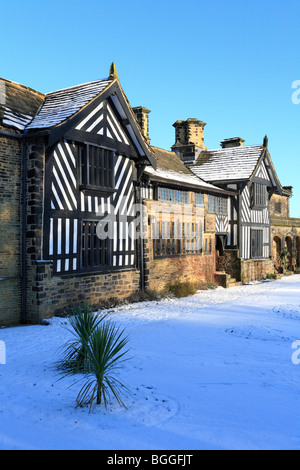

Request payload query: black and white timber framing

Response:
[239,156,272,259]
[189,143,283,260]
[34,74,156,274]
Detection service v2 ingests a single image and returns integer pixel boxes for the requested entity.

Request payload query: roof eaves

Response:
[0,77,45,99]
[114,79,157,169]
[144,168,236,196]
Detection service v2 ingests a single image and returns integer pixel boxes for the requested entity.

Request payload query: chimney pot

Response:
[220,137,245,149]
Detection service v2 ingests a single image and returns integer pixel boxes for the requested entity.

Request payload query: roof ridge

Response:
[45,78,111,96]
[207,144,263,152]
[0,77,45,97]
[151,145,174,153]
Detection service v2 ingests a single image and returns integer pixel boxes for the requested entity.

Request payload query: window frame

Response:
[157,186,189,205]
[250,228,263,259]
[208,195,228,216]
[80,219,113,270]
[194,192,204,206]
[79,143,116,198]
[152,220,204,258]
[251,182,267,209]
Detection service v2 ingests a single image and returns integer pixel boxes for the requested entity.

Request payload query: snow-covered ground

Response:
[1,275,300,450]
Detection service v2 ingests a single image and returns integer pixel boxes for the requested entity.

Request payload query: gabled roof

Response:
[144,146,235,195]
[0,65,156,168]
[189,145,265,183]
[26,79,112,130]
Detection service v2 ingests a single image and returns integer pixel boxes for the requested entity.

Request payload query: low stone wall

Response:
[146,253,216,292]
[241,258,275,283]
[26,262,141,323]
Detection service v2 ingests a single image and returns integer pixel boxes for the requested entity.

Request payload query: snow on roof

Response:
[144,165,229,192]
[26,79,112,130]
[2,106,34,131]
[0,78,44,131]
[145,147,231,194]
[190,145,264,183]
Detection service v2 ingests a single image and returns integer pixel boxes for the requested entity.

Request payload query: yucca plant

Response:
[78,321,130,409]
[56,304,107,373]
[60,319,130,411]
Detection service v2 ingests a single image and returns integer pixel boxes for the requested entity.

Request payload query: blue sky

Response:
[1,0,300,216]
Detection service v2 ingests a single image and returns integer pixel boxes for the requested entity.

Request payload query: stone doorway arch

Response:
[285,236,293,271]
[273,236,282,271]
[296,236,300,269]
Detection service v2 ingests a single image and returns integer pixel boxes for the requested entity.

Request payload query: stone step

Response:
[227,274,242,287]
[228,281,242,287]
[215,272,242,288]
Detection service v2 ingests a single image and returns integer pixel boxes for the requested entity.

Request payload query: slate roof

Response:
[27,79,112,130]
[145,147,234,194]
[0,78,113,132]
[0,73,156,168]
[0,78,44,131]
[189,145,265,183]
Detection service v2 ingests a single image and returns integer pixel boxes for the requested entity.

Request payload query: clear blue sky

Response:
[1,0,300,216]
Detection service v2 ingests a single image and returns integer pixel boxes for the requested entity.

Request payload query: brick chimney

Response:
[171,118,206,165]
[132,106,151,142]
[173,118,206,149]
[220,137,245,148]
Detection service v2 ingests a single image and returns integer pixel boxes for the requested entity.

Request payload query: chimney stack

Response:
[132,106,151,143]
[171,118,206,165]
[220,137,245,149]
[173,118,206,149]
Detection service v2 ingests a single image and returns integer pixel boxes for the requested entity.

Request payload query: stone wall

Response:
[29,261,141,321]
[0,133,22,325]
[269,193,290,218]
[143,198,216,291]
[240,258,275,283]
[24,137,46,323]
[145,251,216,292]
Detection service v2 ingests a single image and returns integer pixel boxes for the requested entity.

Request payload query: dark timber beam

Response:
[64,129,139,159]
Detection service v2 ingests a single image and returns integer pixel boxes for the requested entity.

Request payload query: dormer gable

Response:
[25,64,156,169]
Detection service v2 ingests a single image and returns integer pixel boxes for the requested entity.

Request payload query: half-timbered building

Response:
[1,65,300,326]
[0,64,159,324]
[0,64,232,325]
[136,144,234,291]
[172,120,299,283]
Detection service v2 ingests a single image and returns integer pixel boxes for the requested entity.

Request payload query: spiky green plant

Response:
[60,319,130,411]
[281,246,290,270]
[56,304,107,373]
